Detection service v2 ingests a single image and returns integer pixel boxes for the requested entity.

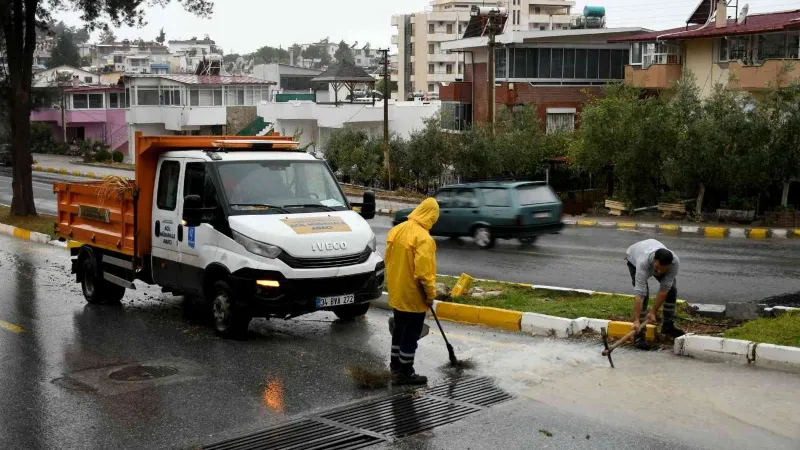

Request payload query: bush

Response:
[112,151,124,163]
[94,150,111,162]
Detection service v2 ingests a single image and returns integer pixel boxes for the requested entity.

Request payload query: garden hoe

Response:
[601,321,650,368]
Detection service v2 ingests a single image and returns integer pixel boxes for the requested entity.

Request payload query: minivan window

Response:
[216,160,347,214]
[452,189,477,208]
[516,185,559,205]
[480,188,510,207]
[434,189,453,207]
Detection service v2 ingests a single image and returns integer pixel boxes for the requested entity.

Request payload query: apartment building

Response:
[611,1,800,97]
[391,0,579,100]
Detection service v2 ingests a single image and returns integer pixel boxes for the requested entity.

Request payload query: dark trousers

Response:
[627,261,678,326]
[390,309,426,376]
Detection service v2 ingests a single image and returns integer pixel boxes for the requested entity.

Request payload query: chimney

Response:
[715,0,727,28]
[290,49,294,66]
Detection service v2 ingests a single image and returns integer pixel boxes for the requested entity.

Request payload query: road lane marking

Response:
[0,320,24,333]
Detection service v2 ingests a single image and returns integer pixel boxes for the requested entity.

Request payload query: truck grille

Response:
[279,247,372,269]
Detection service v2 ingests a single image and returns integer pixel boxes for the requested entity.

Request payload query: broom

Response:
[430,307,476,369]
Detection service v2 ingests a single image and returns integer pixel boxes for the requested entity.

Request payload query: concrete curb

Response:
[0,223,53,245]
[674,334,800,374]
[563,218,797,239]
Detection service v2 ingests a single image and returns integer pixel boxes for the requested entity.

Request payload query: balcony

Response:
[624,64,683,89]
[428,53,457,63]
[391,35,398,45]
[528,14,573,24]
[427,11,459,22]
[429,72,457,83]
[428,33,457,42]
[727,59,800,90]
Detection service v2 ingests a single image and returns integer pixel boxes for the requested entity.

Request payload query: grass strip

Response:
[0,205,57,238]
[724,312,800,347]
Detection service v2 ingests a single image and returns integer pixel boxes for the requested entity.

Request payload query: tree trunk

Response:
[9,91,36,216]
[695,184,705,219]
[781,181,790,208]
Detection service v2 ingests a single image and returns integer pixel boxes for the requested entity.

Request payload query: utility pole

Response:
[379,48,391,189]
[484,8,505,135]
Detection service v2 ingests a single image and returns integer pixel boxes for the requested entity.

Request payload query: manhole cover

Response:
[109,365,178,381]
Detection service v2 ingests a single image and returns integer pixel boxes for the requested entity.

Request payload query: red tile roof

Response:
[610,9,800,43]
[127,74,275,85]
[64,86,124,93]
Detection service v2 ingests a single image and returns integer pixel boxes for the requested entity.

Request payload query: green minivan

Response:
[393,181,564,249]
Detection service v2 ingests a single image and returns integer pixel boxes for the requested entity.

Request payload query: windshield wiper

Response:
[283,203,336,212]
[228,203,290,213]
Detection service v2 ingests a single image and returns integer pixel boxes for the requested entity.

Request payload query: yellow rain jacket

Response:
[385,198,440,313]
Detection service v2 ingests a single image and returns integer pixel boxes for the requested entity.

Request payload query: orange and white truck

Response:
[55,133,382,337]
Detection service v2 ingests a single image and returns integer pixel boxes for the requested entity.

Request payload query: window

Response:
[598,49,611,78]
[546,110,575,134]
[428,83,435,92]
[446,63,453,74]
[516,185,559,205]
[481,188,510,207]
[446,24,453,34]
[137,88,160,105]
[89,93,103,108]
[156,161,181,211]
[631,42,643,65]
[429,43,435,55]
[790,33,800,59]
[512,48,526,78]
[190,89,199,106]
[728,36,748,61]
[538,48,550,78]
[113,55,123,64]
[184,162,220,221]
[434,189,453,207]
[458,62,464,73]
[452,189,477,208]
[429,23,435,34]
[84,76,92,83]
[72,94,88,109]
[759,33,786,60]
[458,23,463,35]
[428,64,434,74]
[587,49,599,79]
[109,93,119,108]
[441,102,472,131]
[550,48,563,78]
[526,48,538,78]
[535,6,541,13]
[495,48,507,78]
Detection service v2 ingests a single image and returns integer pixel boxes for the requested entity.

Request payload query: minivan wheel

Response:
[333,302,370,321]
[211,280,251,338]
[473,226,495,249]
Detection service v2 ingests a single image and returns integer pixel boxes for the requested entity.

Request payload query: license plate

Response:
[316,294,355,308]
[535,212,551,219]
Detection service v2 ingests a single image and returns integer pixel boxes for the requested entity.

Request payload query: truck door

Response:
[177,161,222,296]
[151,158,183,289]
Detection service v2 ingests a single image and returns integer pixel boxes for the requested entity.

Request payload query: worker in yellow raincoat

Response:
[385,197,439,385]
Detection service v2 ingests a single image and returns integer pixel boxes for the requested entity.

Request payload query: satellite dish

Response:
[737,4,749,25]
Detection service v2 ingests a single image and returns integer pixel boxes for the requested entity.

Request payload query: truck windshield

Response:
[216,160,348,214]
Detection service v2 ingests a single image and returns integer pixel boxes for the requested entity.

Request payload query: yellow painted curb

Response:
[608,320,656,343]
[577,220,597,227]
[659,224,680,231]
[435,302,522,332]
[12,227,31,241]
[704,227,726,238]
[792,230,800,238]
[748,228,768,239]
[0,320,24,333]
[617,222,637,229]
[86,172,96,179]
[57,168,68,175]
[34,165,43,171]
[46,167,54,173]
[72,170,82,176]
[66,240,82,249]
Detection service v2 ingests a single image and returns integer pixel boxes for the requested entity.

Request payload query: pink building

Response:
[31,86,130,156]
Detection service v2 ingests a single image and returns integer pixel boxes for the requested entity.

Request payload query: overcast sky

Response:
[54,0,799,54]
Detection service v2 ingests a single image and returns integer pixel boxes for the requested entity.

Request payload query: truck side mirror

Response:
[360,191,376,220]
[182,195,202,227]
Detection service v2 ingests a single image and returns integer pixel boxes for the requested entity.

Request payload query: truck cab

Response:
[56,135,383,337]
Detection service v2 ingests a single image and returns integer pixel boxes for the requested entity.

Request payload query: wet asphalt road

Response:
[1,234,799,450]
[3,168,800,305]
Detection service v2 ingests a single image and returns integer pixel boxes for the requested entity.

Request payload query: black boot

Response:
[393,372,428,386]
[661,322,685,338]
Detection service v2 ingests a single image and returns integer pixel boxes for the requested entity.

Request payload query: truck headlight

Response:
[368,233,377,252]
[233,231,283,259]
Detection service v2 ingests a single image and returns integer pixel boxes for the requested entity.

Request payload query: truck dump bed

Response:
[55,133,299,265]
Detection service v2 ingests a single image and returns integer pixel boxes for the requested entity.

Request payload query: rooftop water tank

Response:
[583,6,606,18]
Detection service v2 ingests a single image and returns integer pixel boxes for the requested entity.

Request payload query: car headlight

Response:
[232,231,283,259]
[368,233,377,252]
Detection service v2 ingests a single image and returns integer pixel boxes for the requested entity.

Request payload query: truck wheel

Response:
[333,302,370,321]
[211,280,251,338]
[473,226,495,249]
[81,259,125,305]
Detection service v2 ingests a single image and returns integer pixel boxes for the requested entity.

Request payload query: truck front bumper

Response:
[229,261,385,317]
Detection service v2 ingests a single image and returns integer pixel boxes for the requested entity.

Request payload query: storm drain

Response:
[203,376,512,450]
[108,365,178,381]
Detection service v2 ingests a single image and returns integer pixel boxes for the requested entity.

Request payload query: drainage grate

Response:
[202,377,512,449]
[204,419,381,450]
[320,394,478,439]
[109,365,178,381]
[424,376,513,407]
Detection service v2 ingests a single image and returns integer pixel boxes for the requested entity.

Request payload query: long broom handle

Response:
[602,320,650,355]
[429,307,451,347]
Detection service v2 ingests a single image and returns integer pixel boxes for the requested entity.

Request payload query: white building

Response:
[32,65,100,88]
[168,39,215,56]
[124,74,274,162]
[250,64,323,100]
[258,100,441,154]
[391,0,580,100]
